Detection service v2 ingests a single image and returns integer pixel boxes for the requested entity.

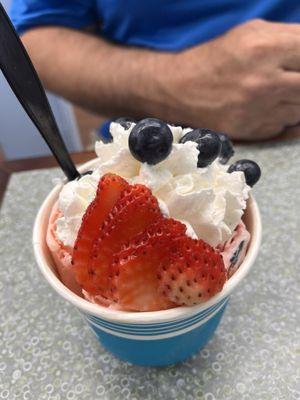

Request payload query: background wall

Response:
[0,0,82,160]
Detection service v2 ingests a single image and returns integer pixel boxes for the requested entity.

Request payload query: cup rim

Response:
[33,158,262,324]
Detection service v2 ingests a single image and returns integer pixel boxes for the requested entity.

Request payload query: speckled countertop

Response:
[0,140,300,400]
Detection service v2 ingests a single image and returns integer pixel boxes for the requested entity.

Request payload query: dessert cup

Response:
[33,159,262,366]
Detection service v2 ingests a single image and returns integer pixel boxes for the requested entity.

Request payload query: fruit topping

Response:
[72,174,128,293]
[111,219,186,311]
[129,118,173,165]
[78,183,162,298]
[218,132,234,164]
[158,237,226,306]
[72,173,228,310]
[228,159,261,186]
[180,128,221,168]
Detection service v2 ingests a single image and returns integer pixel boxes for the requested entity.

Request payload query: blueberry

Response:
[218,132,234,164]
[229,241,245,266]
[115,117,137,130]
[129,118,173,165]
[228,159,261,187]
[179,128,221,168]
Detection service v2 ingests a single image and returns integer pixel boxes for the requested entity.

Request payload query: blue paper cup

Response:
[33,161,261,367]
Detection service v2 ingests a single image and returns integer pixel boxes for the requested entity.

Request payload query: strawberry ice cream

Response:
[46,118,261,311]
[220,221,251,277]
[46,203,82,296]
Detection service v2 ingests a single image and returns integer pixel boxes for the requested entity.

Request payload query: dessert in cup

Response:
[33,118,261,366]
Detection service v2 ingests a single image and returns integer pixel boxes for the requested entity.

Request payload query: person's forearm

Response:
[22,21,300,140]
[21,27,174,118]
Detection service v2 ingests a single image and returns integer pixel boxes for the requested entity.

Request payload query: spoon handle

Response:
[0,3,80,181]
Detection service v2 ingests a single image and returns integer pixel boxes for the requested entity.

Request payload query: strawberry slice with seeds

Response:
[158,237,227,306]
[87,184,163,298]
[72,173,128,293]
[111,219,184,311]
[112,251,176,311]
[118,217,187,259]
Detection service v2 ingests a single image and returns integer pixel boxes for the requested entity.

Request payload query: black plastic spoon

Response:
[0,2,80,181]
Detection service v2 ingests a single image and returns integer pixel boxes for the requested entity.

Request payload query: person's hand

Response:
[163,19,300,140]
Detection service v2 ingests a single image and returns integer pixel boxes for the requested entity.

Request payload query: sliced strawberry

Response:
[111,220,184,311]
[72,173,128,293]
[86,184,163,298]
[72,173,226,311]
[118,217,187,260]
[112,252,176,312]
[82,290,116,308]
[158,237,227,306]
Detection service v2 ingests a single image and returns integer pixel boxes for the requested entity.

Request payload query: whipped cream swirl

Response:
[56,122,250,247]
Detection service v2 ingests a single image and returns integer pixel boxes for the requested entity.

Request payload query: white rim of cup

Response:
[33,158,262,324]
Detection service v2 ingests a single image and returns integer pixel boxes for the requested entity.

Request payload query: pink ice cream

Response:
[46,203,82,296]
[220,221,250,277]
[47,207,250,299]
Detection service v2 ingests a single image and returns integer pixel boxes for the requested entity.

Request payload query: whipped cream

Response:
[56,122,250,248]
